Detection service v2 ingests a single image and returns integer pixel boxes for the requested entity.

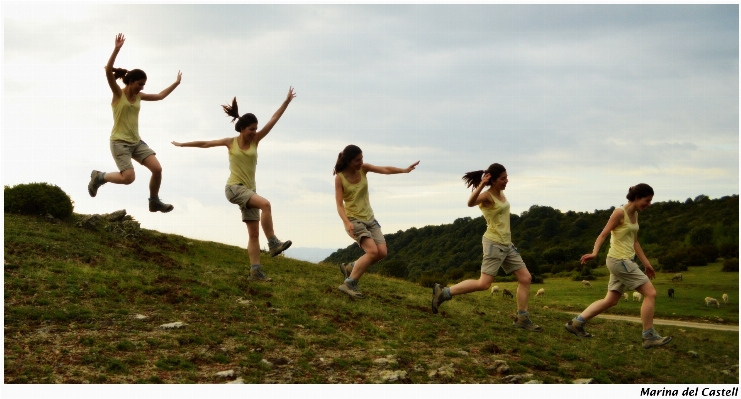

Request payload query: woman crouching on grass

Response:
[564,183,672,349]
[334,145,419,298]
[171,88,296,282]
[431,163,541,332]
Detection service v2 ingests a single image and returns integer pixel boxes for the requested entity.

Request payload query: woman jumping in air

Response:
[564,184,672,349]
[334,145,419,298]
[431,163,542,332]
[88,33,182,213]
[171,88,296,281]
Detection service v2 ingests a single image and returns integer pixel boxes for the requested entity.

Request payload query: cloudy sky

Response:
[3,4,738,258]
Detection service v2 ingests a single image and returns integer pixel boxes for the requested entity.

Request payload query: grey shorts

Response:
[349,218,385,245]
[110,140,156,171]
[481,237,527,277]
[225,184,260,222]
[606,257,650,294]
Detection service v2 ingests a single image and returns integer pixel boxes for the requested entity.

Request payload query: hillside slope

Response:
[4,213,738,384]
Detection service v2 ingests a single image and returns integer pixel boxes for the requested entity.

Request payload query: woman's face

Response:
[240,123,258,140]
[349,152,363,171]
[492,172,508,191]
[129,79,146,95]
[635,195,653,211]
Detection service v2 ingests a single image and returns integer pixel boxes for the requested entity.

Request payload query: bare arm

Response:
[363,161,420,175]
[634,235,655,279]
[334,175,354,239]
[467,173,492,207]
[140,71,182,101]
[255,87,297,143]
[580,208,624,264]
[172,137,232,149]
[104,33,125,99]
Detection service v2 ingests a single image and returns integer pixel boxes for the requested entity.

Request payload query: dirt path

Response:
[564,312,738,331]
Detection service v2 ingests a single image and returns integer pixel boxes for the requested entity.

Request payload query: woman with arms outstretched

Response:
[172,88,296,281]
[89,33,181,213]
[334,145,419,298]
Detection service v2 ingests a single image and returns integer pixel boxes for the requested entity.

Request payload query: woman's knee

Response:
[517,270,532,286]
[121,170,136,185]
[375,246,387,261]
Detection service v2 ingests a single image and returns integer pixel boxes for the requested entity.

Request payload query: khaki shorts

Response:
[110,140,156,171]
[225,184,260,222]
[481,237,527,277]
[606,257,650,294]
[349,218,385,245]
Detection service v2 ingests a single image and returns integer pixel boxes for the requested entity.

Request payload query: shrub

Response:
[658,253,688,273]
[417,273,444,288]
[719,243,739,259]
[4,182,74,219]
[722,258,739,272]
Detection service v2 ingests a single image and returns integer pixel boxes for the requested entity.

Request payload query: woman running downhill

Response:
[334,145,419,298]
[88,33,182,213]
[172,88,296,281]
[431,163,542,332]
[564,184,672,349]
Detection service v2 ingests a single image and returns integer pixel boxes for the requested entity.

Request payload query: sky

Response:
[3,4,739,258]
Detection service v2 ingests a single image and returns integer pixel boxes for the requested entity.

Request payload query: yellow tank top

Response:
[226,137,257,190]
[110,94,141,143]
[480,192,511,245]
[607,205,639,260]
[339,169,374,222]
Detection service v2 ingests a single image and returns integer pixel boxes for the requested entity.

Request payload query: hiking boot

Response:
[339,262,354,279]
[431,283,447,314]
[642,335,672,349]
[338,280,364,299]
[513,313,543,332]
[565,319,592,338]
[248,268,272,282]
[268,239,292,257]
[88,170,106,197]
[149,197,174,213]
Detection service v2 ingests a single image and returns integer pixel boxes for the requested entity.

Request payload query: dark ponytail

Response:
[333,145,363,175]
[113,68,147,85]
[626,183,654,201]
[222,97,258,132]
[462,163,506,191]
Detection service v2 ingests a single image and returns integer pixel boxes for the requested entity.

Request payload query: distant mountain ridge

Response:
[323,194,739,285]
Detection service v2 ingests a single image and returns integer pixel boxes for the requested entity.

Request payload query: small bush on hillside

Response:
[417,273,444,288]
[719,243,739,259]
[722,258,739,272]
[658,253,688,272]
[4,182,74,219]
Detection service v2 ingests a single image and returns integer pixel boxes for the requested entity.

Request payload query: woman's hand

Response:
[175,70,182,84]
[405,161,420,173]
[114,33,125,49]
[644,264,656,279]
[344,221,355,239]
[580,253,596,264]
[480,172,491,187]
[285,86,297,104]
[171,141,183,147]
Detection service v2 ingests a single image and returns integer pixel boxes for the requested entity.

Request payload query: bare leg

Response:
[245,220,261,265]
[349,240,387,280]
[580,290,622,321]
[103,168,136,185]
[636,281,657,330]
[246,194,275,239]
[449,272,495,296]
[141,155,163,198]
[512,268,532,312]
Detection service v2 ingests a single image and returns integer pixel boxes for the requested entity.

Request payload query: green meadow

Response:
[4,213,738,384]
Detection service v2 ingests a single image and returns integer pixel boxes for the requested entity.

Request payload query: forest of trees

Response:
[323,194,739,287]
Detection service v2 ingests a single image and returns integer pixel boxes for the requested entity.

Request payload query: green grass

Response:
[4,212,739,384]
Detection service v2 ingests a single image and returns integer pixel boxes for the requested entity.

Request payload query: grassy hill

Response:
[4,212,738,384]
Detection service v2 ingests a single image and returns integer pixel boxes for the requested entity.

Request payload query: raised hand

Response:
[171,141,183,147]
[175,70,182,84]
[285,86,297,104]
[115,33,125,49]
[406,161,420,173]
[480,172,491,186]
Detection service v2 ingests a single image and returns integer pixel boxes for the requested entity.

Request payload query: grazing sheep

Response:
[705,297,720,308]
[623,292,629,301]
[722,293,728,304]
[490,285,500,296]
[671,273,683,283]
[668,288,674,298]
[581,280,592,288]
[633,292,643,302]
[502,289,514,299]
[535,288,545,298]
